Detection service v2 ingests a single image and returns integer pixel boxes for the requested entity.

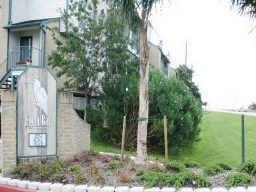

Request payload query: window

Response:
[20,36,32,63]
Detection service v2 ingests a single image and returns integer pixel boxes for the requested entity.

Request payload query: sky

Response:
[150,0,256,110]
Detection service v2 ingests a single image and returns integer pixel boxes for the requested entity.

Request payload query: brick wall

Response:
[57,92,91,160]
[1,90,17,175]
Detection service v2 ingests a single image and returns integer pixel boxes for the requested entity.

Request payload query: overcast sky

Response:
[150,0,256,109]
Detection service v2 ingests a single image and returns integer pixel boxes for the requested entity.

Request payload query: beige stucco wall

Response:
[57,92,91,160]
[1,90,17,175]
[45,19,67,89]
[149,44,161,70]
[0,0,8,77]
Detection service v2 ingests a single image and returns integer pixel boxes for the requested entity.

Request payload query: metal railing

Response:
[8,46,43,69]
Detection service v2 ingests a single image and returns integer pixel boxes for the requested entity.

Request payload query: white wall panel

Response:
[11,0,66,23]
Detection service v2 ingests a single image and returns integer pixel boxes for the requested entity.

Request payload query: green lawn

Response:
[92,111,256,167]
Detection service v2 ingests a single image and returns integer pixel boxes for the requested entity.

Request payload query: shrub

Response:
[240,160,256,175]
[12,163,38,179]
[217,163,232,171]
[184,161,200,168]
[148,163,163,172]
[204,165,223,175]
[90,69,203,153]
[107,160,122,169]
[68,164,82,174]
[39,164,54,178]
[166,161,185,172]
[225,172,251,187]
[68,164,85,183]
[141,171,209,188]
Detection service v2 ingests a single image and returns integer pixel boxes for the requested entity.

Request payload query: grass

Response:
[92,111,256,167]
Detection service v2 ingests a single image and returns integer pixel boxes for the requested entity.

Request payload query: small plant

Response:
[107,160,122,169]
[39,163,54,178]
[166,160,185,172]
[53,159,63,173]
[204,165,223,175]
[68,164,85,183]
[217,163,232,171]
[68,164,82,174]
[12,162,39,179]
[225,172,251,187]
[184,161,200,168]
[148,163,163,172]
[240,160,256,175]
[141,171,209,188]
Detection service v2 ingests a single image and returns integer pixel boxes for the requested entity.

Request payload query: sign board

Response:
[17,67,56,157]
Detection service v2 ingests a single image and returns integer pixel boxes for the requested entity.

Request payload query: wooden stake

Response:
[121,115,126,161]
[164,115,168,162]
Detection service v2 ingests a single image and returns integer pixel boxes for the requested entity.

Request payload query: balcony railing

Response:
[8,46,43,69]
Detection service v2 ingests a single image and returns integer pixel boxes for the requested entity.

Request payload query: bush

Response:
[184,161,200,168]
[166,161,185,172]
[225,172,251,187]
[12,162,38,179]
[240,160,256,175]
[68,164,86,183]
[217,163,232,171]
[141,171,209,188]
[91,69,203,153]
[204,165,224,176]
[107,160,122,169]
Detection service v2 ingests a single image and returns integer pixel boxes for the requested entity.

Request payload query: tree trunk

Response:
[136,18,149,164]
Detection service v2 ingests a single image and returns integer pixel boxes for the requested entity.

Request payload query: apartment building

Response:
[0,0,173,174]
[0,0,91,174]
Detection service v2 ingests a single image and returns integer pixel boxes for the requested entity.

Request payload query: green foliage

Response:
[166,161,185,172]
[68,164,85,183]
[148,163,163,172]
[148,70,203,153]
[248,103,256,111]
[141,171,209,188]
[93,69,203,152]
[107,160,122,170]
[176,65,202,104]
[217,163,232,171]
[204,163,231,176]
[240,160,256,175]
[225,172,251,187]
[13,163,38,179]
[39,159,63,178]
[184,161,200,168]
[204,164,224,176]
[48,0,106,97]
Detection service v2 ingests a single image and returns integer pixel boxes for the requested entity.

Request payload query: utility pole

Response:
[185,40,188,66]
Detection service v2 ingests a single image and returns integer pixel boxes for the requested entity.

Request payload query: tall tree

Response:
[48,1,106,116]
[232,0,256,16]
[114,0,161,164]
[176,65,202,104]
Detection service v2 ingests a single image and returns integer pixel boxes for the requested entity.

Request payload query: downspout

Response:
[8,0,12,24]
[39,21,46,67]
[7,0,12,71]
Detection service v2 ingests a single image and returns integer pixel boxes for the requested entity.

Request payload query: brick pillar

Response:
[57,92,90,160]
[1,90,17,175]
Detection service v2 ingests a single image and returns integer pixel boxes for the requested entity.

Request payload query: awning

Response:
[3,19,47,29]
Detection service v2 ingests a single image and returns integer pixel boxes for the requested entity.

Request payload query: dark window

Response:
[20,36,32,62]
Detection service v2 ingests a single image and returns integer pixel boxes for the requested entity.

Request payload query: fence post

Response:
[164,115,168,162]
[121,115,126,161]
[241,114,245,163]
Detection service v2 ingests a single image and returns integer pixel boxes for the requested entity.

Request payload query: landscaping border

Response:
[1,176,256,192]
